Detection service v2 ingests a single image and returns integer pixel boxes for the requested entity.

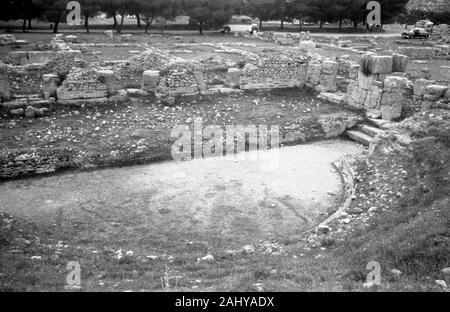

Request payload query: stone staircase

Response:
[346,121,387,147]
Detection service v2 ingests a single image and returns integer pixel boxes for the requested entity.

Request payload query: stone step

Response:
[358,124,384,137]
[367,118,394,130]
[346,130,373,147]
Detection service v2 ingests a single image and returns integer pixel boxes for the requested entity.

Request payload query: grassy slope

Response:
[337,111,450,291]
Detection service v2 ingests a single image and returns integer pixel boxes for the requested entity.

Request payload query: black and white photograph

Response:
[0,0,449,298]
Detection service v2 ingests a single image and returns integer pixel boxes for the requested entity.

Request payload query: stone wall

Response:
[240,52,308,90]
[0,148,80,179]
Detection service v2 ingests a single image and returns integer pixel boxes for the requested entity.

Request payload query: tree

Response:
[0,0,41,32]
[244,0,278,30]
[35,0,67,33]
[80,0,101,33]
[141,0,180,34]
[182,0,237,34]
[378,0,409,25]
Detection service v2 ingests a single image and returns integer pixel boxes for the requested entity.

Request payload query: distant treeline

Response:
[1,0,448,34]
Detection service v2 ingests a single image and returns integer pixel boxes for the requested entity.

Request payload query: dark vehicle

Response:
[402,27,431,39]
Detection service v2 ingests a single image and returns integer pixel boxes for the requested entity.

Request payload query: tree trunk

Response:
[299,19,302,32]
[22,19,27,33]
[353,18,358,29]
[113,13,118,28]
[199,21,204,35]
[339,18,343,29]
[85,16,90,33]
[53,12,61,34]
[319,21,323,29]
[280,18,284,30]
[136,14,141,27]
[117,14,125,33]
[53,19,60,33]
[27,18,32,29]
[145,16,149,34]
[259,17,263,30]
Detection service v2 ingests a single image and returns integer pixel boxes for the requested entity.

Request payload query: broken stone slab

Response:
[392,53,408,72]
[14,40,29,46]
[317,74,338,92]
[7,51,28,65]
[121,34,132,42]
[126,89,148,97]
[318,92,344,104]
[25,106,48,118]
[96,69,115,84]
[142,70,160,92]
[43,74,60,99]
[277,37,295,46]
[425,85,449,98]
[57,88,107,100]
[0,34,16,45]
[226,68,241,89]
[58,97,110,107]
[1,99,54,111]
[383,76,409,93]
[65,35,78,43]
[104,30,114,39]
[10,108,24,117]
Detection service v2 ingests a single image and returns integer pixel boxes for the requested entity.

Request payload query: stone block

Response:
[349,64,360,79]
[358,69,374,90]
[321,60,338,75]
[43,74,60,99]
[7,51,28,65]
[226,68,241,89]
[392,53,408,72]
[370,55,393,74]
[381,92,403,120]
[142,70,160,92]
[364,86,382,109]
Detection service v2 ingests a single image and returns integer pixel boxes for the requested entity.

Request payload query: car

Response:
[220,15,259,34]
[414,20,434,33]
[401,27,431,39]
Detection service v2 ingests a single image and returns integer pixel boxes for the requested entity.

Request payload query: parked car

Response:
[415,20,434,33]
[401,27,431,39]
[220,15,259,34]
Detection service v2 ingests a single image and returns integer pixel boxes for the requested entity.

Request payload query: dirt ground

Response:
[0,141,363,291]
